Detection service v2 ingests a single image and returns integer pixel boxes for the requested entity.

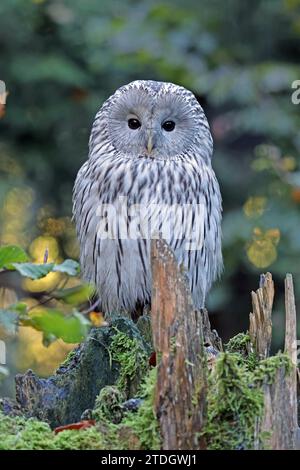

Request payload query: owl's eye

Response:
[162,120,176,132]
[128,118,141,130]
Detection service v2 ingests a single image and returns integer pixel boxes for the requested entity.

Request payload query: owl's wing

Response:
[165,165,222,309]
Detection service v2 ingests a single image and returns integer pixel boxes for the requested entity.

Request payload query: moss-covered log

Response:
[13,317,151,428]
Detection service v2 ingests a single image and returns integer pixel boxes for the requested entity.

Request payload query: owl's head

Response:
[90,80,213,162]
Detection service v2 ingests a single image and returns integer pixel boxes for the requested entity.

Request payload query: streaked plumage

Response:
[73,80,222,316]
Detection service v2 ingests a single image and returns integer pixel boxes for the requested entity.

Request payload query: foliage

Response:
[0,245,29,269]
[21,308,89,344]
[0,244,93,347]
[13,259,80,279]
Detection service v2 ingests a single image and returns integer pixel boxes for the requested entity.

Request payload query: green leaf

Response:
[53,259,80,276]
[0,309,18,334]
[11,302,28,316]
[11,259,79,279]
[0,245,29,269]
[12,263,55,279]
[53,284,94,305]
[25,309,90,344]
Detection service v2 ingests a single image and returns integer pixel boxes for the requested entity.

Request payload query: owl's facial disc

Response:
[107,85,203,160]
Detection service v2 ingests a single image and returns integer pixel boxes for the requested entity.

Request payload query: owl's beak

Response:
[146,130,154,154]
[147,135,153,154]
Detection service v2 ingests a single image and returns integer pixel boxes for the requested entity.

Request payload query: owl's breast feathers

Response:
[73,153,222,314]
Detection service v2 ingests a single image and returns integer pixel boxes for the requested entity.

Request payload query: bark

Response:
[151,238,207,450]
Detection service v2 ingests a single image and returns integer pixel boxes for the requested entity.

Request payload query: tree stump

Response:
[151,239,207,450]
[250,273,298,449]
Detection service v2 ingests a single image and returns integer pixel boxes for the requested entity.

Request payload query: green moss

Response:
[225,333,252,355]
[2,325,290,451]
[123,367,161,450]
[0,414,54,450]
[202,348,292,450]
[94,368,161,450]
[54,427,106,450]
[0,411,118,450]
[109,327,148,394]
[202,352,264,450]
[253,352,292,384]
[225,332,259,371]
[0,328,159,450]
[93,386,125,423]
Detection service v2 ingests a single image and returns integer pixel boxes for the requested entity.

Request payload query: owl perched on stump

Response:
[73,80,222,316]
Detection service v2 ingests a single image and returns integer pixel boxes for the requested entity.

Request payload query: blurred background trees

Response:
[0,0,300,395]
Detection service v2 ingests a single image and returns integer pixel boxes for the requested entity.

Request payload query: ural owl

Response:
[73,80,222,316]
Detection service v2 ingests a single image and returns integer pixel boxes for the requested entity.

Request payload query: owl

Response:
[73,80,222,317]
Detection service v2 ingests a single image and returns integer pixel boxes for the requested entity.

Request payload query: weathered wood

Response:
[249,272,274,359]
[255,274,298,450]
[151,239,207,450]
[285,274,298,366]
[260,366,297,449]
[283,274,298,449]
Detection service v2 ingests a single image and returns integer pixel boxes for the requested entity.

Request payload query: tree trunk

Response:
[151,238,207,450]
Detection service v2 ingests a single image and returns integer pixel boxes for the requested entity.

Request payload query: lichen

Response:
[109,327,149,394]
